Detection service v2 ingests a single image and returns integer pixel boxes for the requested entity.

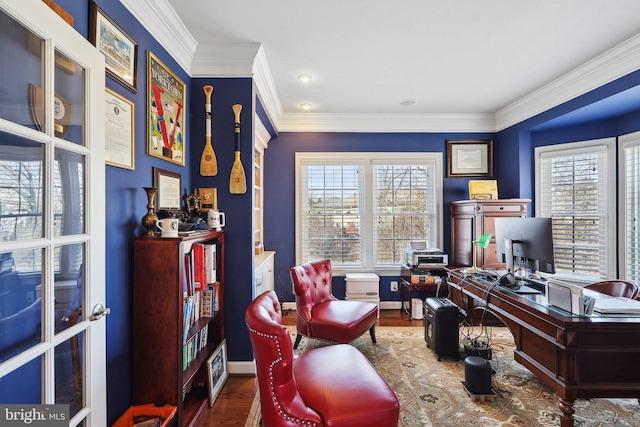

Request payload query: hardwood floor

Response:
[197,307,423,426]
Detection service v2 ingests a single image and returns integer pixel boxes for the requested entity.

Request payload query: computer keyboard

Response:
[521,277,547,293]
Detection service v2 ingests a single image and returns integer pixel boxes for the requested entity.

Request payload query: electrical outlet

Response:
[390,281,398,292]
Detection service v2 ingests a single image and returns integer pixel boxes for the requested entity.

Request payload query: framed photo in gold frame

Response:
[90,1,138,92]
[147,51,186,166]
[447,139,493,177]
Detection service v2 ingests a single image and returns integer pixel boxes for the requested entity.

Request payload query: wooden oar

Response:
[229,104,246,194]
[200,85,217,176]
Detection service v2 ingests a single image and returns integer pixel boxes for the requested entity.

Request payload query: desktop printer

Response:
[404,249,448,269]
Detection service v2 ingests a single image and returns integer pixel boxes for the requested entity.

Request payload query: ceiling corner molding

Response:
[495,32,640,131]
[255,114,271,153]
[191,42,260,77]
[120,0,196,74]
[253,45,283,132]
[277,113,496,133]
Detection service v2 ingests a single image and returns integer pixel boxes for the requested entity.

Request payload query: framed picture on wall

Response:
[89,1,138,92]
[447,139,494,177]
[105,88,135,170]
[146,51,187,166]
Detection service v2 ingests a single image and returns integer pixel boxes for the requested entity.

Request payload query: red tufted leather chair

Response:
[246,290,400,427]
[289,259,378,349]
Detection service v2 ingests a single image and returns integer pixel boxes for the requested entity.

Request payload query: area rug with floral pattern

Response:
[246,326,640,427]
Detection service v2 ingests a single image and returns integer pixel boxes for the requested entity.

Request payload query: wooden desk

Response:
[399,265,447,317]
[447,268,640,427]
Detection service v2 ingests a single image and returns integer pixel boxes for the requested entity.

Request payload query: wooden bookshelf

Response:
[133,230,225,427]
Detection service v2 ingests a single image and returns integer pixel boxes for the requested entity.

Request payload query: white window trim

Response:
[618,130,640,280]
[534,138,616,282]
[295,152,443,275]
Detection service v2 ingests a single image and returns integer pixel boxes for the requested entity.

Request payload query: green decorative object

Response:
[467,233,492,274]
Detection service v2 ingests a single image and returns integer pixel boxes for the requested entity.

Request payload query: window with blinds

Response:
[620,131,640,282]
[535,138,615,279]
[374,164,437,264]
[296,152,443,270]
[300,163,364,264]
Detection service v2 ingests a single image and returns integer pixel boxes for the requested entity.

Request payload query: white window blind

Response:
[373,163,437,264]
[535,139,615,278]
[299,162,364,265]
[296,153,442,271]
[620,131,640,282]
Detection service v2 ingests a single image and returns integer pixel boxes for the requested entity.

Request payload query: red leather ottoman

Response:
[294,344,400,427]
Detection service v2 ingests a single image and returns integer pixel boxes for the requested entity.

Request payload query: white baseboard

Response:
[283,301,403,311]
[228,360,256,375]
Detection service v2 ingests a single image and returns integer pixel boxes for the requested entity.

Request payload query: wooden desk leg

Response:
[558,398,575,427]
[400,281,405,312]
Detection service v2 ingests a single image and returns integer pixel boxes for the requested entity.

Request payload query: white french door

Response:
[0,0,106,426]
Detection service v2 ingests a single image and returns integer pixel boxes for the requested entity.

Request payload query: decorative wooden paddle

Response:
[229,104,246,194]
[200,85,217,176]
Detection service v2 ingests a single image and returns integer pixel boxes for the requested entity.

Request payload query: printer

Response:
[404,249,448,269]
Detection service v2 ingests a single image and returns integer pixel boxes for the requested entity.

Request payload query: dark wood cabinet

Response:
[450,199,529,269]
[133,231,225,427]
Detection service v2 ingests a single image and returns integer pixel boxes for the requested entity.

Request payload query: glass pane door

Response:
[0,1,106,425]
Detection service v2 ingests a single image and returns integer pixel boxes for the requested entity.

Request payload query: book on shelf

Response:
[192,243,206,292]
[204,243,217,284]
[202,285,214,317]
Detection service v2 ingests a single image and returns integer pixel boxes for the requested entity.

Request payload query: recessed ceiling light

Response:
[400,99,418,107]
[298,74,312,83]
[300,103,312,110]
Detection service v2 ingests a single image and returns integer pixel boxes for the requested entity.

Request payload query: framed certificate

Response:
[105,88,135,170]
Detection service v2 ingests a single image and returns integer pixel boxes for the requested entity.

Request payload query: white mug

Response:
[157,218,179,237]
[207,210,226,230]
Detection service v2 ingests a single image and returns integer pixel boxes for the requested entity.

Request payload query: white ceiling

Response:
[146,0,640,132]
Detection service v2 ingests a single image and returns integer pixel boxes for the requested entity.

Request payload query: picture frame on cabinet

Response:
[207,340,228,407]
[153,167,182,216]
[89,1,138,92]
[447,139,493,177]
[147,51,187,166]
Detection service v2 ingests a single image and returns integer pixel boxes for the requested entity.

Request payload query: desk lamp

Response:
[466,233,492,274]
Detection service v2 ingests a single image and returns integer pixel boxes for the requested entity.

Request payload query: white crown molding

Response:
[255,114,271,153]
[253,46,283,132]
[277,112,496,133]
[191,42,260,77]
[496,32,640,131]
[119,0,197,74]
[120,1,640,134]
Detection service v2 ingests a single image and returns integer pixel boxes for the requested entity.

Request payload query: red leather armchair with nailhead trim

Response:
[289,259,378,349]
[246,290,400,427]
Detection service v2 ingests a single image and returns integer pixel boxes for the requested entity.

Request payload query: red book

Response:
[192,243,206,291]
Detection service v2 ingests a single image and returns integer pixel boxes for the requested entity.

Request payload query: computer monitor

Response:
[495,217,555,287]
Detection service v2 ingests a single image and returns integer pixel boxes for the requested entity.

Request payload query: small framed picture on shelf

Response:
[447,139,493,177]
[207,340,228,407]
[153,167,182,216]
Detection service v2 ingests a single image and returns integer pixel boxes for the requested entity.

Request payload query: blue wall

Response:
[24,1,640,424]
[262,131,500,303]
